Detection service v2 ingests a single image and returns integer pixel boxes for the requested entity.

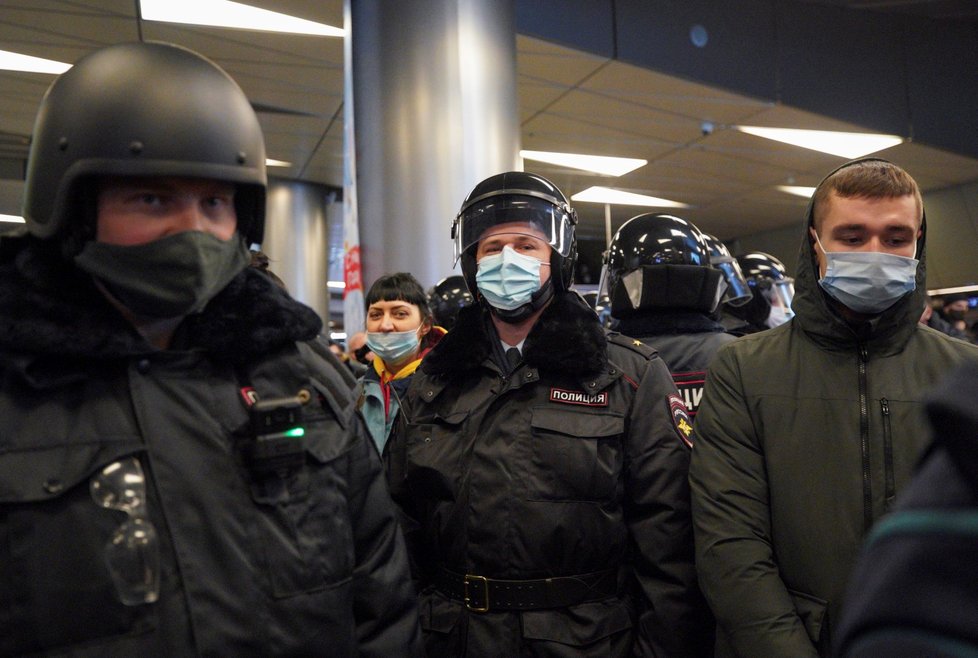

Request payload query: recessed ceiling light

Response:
[0,49,71,74]
[928,285,978,296]
[0,214,25,223]
[520,150,647,177]
[735,126,903,158]
[139,0,344,36]
[571,186,689,208]
[776,185,817,199]
[265,158,292,167]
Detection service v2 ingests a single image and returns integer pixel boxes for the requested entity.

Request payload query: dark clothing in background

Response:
[385,293,712,657]
[835,362,978,657]
[0,237,422,656]
[617,311,737,417]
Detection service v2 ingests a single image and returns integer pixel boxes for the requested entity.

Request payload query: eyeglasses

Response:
[90,456,160,606]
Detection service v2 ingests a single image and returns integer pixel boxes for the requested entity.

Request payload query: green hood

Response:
[790,158,927,355]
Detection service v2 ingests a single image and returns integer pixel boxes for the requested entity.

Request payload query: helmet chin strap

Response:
[488,278,556,324]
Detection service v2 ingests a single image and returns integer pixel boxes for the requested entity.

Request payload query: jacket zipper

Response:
[858,345,873,531]
[881,397,895,512]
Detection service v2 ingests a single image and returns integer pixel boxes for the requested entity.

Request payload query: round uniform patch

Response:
[667,393,694,448]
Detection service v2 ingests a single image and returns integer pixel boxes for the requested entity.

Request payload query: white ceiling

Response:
[2,0,977,242]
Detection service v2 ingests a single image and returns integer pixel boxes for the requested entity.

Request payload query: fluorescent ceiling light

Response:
[571,186,689,208]
[735,126,903,158]
[0,214,25,223]
[0,49,71,74]
[520,150,647,177]
[777,185,817,199]
[928,285,978,296]
[327,280,346,289]
[139,0,344,36]
[265,158,292,167]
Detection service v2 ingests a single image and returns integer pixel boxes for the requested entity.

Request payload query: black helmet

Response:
[452,171,577,322]
[727,252,795,327]
[701,233,752,306]
[427,275,474,330]
[600,213,726,318]
[24,42,266,245]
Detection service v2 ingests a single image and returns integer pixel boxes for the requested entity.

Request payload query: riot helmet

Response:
[24,42,267,247]
[579,290,614,328]
[427,275,474,330]
[453,171,577,322]
[727,252,795,328]
[599,213,727,318]
[701,233,752,306]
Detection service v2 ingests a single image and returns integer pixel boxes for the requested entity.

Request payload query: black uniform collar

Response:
[422,291,608,379]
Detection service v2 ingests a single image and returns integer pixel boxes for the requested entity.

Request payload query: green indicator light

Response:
[285,427,305,438]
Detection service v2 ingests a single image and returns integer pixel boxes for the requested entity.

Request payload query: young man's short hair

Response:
[812,160,923,232]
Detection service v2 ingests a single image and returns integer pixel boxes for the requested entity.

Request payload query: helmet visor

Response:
[712,255,753,306]
[454,194,574,264]
[774,279,796,316]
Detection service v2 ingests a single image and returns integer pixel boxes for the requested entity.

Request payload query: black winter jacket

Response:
[690,194,978,657]
[835,362,978,657]
[384,292,712,657]
[617,311,737,417]
[0,236,422,656]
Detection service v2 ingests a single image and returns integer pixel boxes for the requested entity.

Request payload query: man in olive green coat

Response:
[690,158,978,657]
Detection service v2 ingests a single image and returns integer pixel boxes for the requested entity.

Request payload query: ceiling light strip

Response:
[520,150,647,177]
[139,0,344,36]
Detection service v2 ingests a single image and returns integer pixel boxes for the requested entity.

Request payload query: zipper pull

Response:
[881,397,890,415]
[859,345,869,362]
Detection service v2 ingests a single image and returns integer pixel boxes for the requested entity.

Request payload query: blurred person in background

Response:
[426,274,474,331]
[722,251,795,334]
[601,213,739,419]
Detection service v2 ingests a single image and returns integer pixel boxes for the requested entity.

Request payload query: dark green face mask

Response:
[74,231,251,318]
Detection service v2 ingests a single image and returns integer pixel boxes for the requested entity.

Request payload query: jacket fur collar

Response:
[422,291,608,379]
[0,236,322,366]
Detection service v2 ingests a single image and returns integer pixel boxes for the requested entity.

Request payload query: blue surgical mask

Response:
[476,246,545,311]
[814,233,918,315]
[365,327,421,365]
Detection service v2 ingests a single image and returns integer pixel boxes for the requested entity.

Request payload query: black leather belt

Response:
[434,567,617,612]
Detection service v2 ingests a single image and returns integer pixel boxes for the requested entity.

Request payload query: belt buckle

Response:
[463,574,490,612]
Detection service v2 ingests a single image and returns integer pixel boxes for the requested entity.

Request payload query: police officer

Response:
[723,251,796,333]
[701,232,753,309]
[0,42,421,655]
[426,274,474,331]
[384,172,711,656]
[601,213,740,417]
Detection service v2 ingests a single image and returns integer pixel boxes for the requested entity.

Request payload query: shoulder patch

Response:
[671,370,707,417]
[667,394,694,448]
[606,332,658,359]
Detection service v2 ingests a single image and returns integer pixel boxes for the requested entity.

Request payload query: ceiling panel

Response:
[0,0,975,254]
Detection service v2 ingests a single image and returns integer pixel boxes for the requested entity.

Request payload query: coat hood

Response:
[421,291,608,379]
[0,235,322,383]
[791,158,927,353]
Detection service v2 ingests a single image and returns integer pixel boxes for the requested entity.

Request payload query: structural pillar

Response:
[261,178,333,322]
[351,0,521,290]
